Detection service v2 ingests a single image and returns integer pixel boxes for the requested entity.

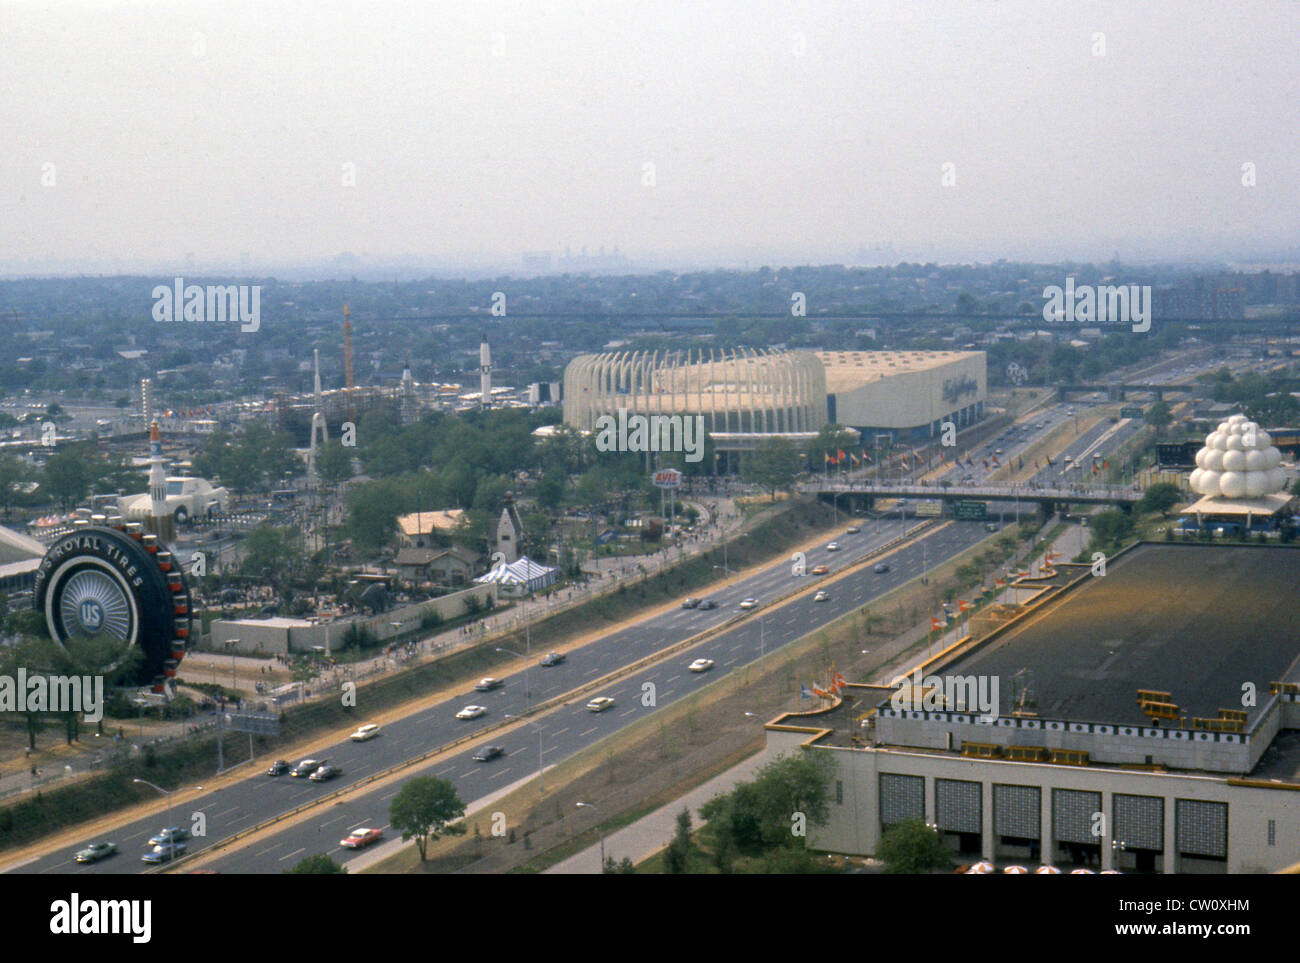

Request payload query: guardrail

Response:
[156,518,941,872]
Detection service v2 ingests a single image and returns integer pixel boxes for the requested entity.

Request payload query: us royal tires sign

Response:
[33,527,192,691]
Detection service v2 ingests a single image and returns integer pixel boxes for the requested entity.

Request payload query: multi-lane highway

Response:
[11,514,995,875]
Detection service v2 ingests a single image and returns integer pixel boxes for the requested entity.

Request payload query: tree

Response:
[0,454,33,518]
[389,776,467,861]
[1088,508,1135,555]
[1146,400,1173,436]
[285,853,346,874]
[877,818,951,873]
[1137,482,1182,515]
[41,448,94,509]
[741,437,799,499]
[315,439,354,487]
[603,856,636,874]
[663,807,695,874]
[699,752,834,857]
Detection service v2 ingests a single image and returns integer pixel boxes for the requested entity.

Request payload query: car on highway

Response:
[586,696,616,712]
[309,764,341,782]
[350,724,381,742]
[698,599,718,610]
[811,564,830,575]
[680,597,701,609]
[340,827,384,849]
[873,562,890,574]
[142,842,187,864]
[472,745,505,762]
[474,677,504,692]
[456,705,488,720]
[688,658,714,673]
[813,590,830,602]
[291,758,326,777]
[540,651,566,667]
[75,841,117,864]
[845,526,861,534]
[738,597,759,610]
[265,759,290,776]
[826,541,841,551]
[148,827,191,846]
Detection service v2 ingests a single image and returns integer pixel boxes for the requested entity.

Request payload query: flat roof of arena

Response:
[816,350,982,393]
[938,543,1300,728]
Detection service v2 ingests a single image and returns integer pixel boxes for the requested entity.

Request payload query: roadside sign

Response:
[652,468,683,489]
[1120,406,1144,420]
[915,499,943,517]
[954,500,988,520]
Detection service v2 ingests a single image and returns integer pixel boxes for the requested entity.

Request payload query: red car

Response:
[339,827,383,849]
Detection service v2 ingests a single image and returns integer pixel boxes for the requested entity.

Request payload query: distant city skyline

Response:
[3,1,1297,278]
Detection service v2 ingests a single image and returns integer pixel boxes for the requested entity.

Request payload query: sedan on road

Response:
[738,598,759,610]
[586,696,616,713]
[265,760,290,776]
[147,827,190,846]
[811,564,829,575]
[680,597,701,609]
[339,827,384,849]
[309,764,341,782]
[456,705,488,720]
[698,599,718,610]
[291,758,325,777]
[813,591,830,602]
[142,842,187,864]
[845,526,861,534]
[472,745,505,762]
[826,542,841,551]
[349,724,381,742]
[540,651,566,667]
[688,658,715,673]
[873,562,890,574]
[75,841,117,864]
[474,677,504,692]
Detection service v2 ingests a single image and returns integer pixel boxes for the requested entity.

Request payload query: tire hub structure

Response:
[34,525,192,693]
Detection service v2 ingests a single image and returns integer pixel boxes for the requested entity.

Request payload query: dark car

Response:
[680,597,701,609]
[539,651,566,667]
[698,599,718,610]
[873,562,890,574]
[290,758,326,777]
[308,764,341,782]
[265,760,290,776]
[472,745,505,762]
[142,841,187,864]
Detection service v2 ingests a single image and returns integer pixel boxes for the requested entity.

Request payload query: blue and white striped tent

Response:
[474,555,558,596]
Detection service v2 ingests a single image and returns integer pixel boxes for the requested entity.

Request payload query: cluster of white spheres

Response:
[1189,414,1286,499]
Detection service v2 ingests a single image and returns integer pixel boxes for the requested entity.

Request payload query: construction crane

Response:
[343,303,356,421]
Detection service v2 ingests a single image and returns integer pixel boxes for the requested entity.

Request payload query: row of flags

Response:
[802,670,848,700]
[823,449,875,467]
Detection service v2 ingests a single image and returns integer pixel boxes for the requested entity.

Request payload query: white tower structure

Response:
[147,421,174,539]
[308,348,328,478]
[479,333,492,409]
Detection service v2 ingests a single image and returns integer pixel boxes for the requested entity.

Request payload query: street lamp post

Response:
[576,801,605,869]
[225,639,239,692]
[134,778,203,858]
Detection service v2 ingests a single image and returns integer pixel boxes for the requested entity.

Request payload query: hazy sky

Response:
[2,0,1297,274]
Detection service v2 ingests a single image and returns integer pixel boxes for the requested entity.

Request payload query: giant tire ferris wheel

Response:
[33,523,192,693]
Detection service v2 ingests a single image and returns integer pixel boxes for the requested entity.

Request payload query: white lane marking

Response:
[619,708,636,717]
[552,727,569,736]
[255,844,283,858]
[461,770,478,779]
[489,768,511,780]
[278,847,305,862]
[579,726,598,737]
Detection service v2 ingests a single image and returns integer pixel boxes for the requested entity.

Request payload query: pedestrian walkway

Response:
[545,751,772,874]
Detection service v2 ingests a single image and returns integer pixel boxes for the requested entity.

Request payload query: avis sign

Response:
[652,468,683,489]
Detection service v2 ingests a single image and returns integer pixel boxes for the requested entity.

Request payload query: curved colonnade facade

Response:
[563,348,829,437]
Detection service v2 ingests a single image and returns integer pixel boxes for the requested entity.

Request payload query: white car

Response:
[119,476,230,524]
[349,724,380,742]
[586,696,616,712]
[738,598,759,610]
[813,590,830,602]
[826,542,841,551]
[688,658,714,673]
[456,705,487,720]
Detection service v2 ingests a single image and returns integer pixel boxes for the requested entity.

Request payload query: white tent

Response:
[474,555,558,596]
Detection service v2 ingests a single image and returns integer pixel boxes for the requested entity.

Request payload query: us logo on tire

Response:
[34,525,192,692]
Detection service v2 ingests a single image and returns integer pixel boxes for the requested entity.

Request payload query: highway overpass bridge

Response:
[1057,382,1197,401]
[805,480,1144,516]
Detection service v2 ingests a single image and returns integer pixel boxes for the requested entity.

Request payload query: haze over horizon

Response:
[3,1,1298,278]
